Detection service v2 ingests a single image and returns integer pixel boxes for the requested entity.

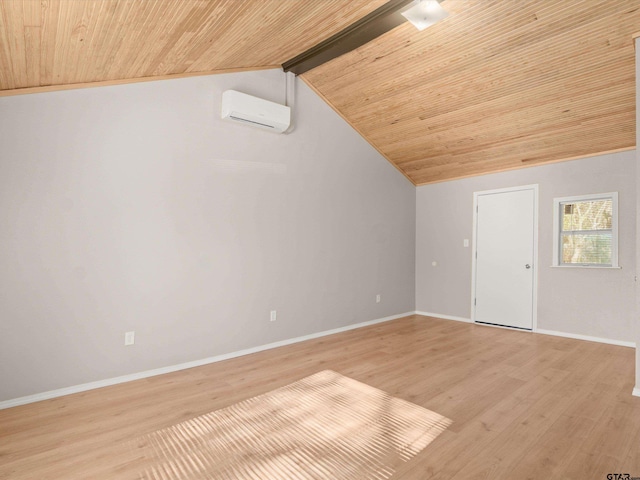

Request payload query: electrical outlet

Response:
[270,310,277,322]
[124,331,135,346]
[464,239,469,247]
[376,294,381,304]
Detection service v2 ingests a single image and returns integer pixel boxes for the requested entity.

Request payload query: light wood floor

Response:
[1,315,639,479]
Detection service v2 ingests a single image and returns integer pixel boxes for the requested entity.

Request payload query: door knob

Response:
[525,264,531,269]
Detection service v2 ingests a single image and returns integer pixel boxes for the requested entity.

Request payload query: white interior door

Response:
[473,187,536,330]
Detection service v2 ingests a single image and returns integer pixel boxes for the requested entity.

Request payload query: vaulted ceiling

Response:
[1,0,638,185]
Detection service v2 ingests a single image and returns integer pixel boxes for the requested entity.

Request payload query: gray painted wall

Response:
[416,151,636,343]
[0,69,416,401]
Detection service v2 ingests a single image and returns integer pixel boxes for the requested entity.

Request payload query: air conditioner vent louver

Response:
[229,115,276,129]
[221,90,290,133]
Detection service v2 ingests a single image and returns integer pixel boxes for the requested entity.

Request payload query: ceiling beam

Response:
[282,0,414,75]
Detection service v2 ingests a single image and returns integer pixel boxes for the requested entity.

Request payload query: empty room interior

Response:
[2,1,640,478]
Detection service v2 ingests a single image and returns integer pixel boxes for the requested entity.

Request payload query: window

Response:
[552,193,618,268]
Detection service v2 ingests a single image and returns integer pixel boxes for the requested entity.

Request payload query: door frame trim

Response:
[471,184,539,331]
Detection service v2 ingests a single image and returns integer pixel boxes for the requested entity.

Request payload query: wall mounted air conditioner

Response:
[221,90,291,133]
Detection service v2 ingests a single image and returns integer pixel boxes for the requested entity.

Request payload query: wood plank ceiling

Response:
[303,0,640,184]
[0,0,387,90]
[0,0,639,184]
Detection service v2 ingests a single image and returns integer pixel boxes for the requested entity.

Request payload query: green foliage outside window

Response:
[560,199,612,265]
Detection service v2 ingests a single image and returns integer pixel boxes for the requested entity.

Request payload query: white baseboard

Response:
[414,311,472,323]
[0,311,414,410]
[633,387,640,398]
[535,328,635,348]
[415,312,636,349]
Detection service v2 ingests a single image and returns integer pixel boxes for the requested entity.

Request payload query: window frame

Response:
[552,192,619,268]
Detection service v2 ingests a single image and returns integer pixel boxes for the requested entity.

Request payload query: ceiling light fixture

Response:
[401,0,449,31]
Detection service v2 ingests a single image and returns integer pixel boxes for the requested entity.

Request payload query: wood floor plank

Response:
[0,315,638,480]
[392,367,574,479]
